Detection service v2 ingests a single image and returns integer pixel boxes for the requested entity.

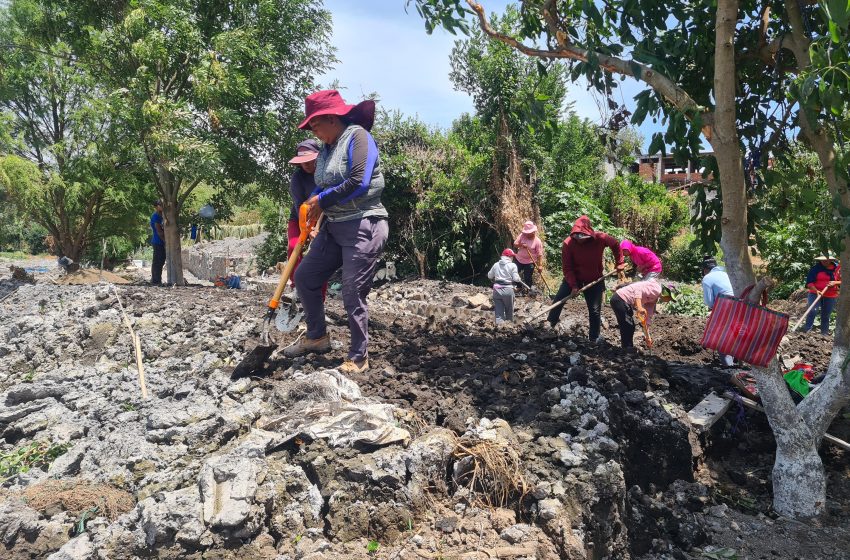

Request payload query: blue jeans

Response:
[803,293,836,335]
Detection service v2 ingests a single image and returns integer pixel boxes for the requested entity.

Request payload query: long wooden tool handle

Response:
[639,316,653,348]
[528,269,617,321]
[267,210,325,310]
[268,240,304,309]
[792,292,824,331]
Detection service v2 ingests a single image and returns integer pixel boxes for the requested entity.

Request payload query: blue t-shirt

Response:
[150,212,165,246]
[702,266,734,310]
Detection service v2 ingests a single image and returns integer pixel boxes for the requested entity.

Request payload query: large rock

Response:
[138,486,206,549]
[198,454,266,540]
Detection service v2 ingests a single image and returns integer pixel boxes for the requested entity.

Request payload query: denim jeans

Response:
[547,279,605,340]
[803,293,836,335]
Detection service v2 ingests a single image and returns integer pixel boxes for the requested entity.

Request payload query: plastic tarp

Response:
[256,369,410,447]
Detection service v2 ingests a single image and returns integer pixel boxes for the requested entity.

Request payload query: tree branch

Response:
[177,178,202,208]
[466,1,713,137]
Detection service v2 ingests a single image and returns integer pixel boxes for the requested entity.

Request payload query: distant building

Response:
[631,152,714,189]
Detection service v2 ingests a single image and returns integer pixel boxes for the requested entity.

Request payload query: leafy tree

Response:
[412,0,850,520]
[59,0,333,284]
[375,110,492,279]
[0,0,146,260]
[758,144,842,292]
[449,5,566,250]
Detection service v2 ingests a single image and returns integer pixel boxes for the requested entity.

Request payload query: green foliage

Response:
[663,286,708,318]
[600,174,688,254]
[366,540,380,554]
[376,109,491,278]
[664,233,713,283]
[0,440,70,481]
[0,1,151,260]
[756,145,842,287]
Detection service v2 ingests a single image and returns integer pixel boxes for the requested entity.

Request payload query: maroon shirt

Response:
[561,215,624,287]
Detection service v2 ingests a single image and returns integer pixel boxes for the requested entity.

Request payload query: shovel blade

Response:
[274,305,303,332]
[231,344,275,379]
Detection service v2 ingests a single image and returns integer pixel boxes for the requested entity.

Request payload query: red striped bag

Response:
[700,286,789,367]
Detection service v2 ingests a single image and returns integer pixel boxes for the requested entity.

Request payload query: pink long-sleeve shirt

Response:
[620,239,662,275]
[514,234,543,265]
[615,280,662,325]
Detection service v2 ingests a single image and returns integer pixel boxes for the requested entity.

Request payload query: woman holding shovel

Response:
[610,280,677,349]
[802,255,841,335]
[285,90,389,374]
[513,221,544,292]
[547,215,626,341]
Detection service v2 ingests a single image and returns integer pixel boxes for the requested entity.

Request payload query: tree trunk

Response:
[712,0,756,294]
[162,197,184,285]
[753,360,827,517]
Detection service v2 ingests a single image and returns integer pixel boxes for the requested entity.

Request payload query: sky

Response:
[318,0,654,147]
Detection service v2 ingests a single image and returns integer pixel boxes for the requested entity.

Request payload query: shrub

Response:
[599,173,689,254]
[664,232,714,282]
[663,285,708,317]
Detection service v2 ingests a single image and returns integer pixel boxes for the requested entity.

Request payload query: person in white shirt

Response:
[487,249,522,324]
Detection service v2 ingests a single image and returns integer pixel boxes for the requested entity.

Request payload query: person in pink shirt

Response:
[610,280,677,348]
[513,221,544,290]
[620,239,662,279]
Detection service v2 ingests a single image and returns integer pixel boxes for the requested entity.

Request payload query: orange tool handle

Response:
[267,203,323,310]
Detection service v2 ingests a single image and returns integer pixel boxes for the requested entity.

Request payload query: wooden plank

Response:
[722,391,850,452]
[688,392,732,432]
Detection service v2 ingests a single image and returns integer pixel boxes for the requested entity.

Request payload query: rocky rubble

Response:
[0,275,848,559]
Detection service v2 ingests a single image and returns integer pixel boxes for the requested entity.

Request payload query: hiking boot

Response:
[339,357,369,374]
[282,334,331,357]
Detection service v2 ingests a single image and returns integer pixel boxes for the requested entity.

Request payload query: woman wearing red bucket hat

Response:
[283,90,388,374]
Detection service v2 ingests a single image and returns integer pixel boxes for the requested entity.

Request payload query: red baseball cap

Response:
[502,249,516,258]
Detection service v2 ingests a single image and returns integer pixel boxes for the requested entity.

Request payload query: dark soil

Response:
[228,279,850,559]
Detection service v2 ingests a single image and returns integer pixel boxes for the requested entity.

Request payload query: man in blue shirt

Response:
[702,256,735,366]
[150,200,166,285]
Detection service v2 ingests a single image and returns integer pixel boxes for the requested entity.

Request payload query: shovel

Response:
[527,269,617,323]
[792,288,826,332]
[638,311,653,351]
[232,204,323,379]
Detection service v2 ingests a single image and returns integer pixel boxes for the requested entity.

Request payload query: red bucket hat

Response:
[298,90,376,132]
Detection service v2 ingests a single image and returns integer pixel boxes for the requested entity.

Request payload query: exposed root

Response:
[452,436,529,509]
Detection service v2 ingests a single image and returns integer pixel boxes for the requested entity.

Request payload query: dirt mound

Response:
[0,276,846,559]
[22,479,135,520]
[53,269,130,285]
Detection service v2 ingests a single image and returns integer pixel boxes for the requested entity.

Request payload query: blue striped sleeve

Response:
[317,128,378,209]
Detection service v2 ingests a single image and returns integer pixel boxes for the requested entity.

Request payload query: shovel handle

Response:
[639,315,653,348]
[268,205,324,310]
[792,291,825,331]
[528,269,617,322]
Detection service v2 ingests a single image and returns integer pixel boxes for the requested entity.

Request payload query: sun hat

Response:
[502,249,516,258]
[298,90,376,131]
[521,221,537,235]
[288,139,320,164]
